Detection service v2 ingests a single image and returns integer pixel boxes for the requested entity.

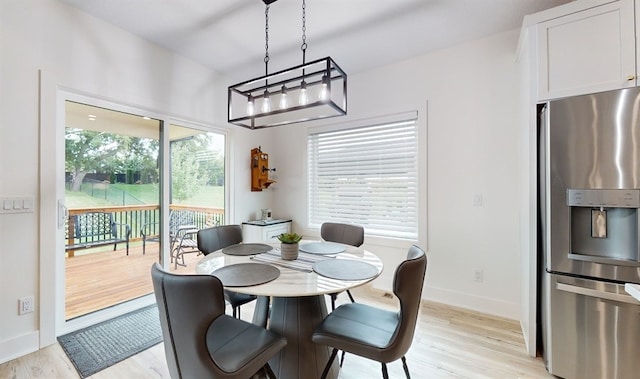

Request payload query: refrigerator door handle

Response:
[567,253,640,267]
[556,282,639,305]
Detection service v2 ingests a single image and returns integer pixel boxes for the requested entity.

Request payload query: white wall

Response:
[0,0,530,364]
[0,0,265,363]
[231,127,275,223]
[272,29,524,320]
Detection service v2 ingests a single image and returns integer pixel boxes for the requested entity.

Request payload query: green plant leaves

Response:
[276,232,303,243]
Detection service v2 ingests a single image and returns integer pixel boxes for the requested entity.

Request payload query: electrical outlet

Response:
[19,296,34,315]
[473,269,484,283]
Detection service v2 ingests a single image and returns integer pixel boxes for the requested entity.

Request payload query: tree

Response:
[171,139,204,201]
[170,133,225,201]
[65,129,124,191]
[117,137,159,184]
[196,150,224,186]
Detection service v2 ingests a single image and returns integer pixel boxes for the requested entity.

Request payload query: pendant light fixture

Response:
[228,0,347,129]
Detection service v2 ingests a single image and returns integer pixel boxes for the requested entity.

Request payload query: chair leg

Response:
[340,350,346,367]
[401,356,411,379]
[346,289,356,303]
[174,248,187,269]
[321,348,338,379]
[331,293,337,310]
[263,362,276,379]
[381,363,389,379]
[179,249,186,267]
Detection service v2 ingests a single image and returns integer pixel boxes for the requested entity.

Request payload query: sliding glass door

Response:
[62,102,226,323]
[64,101,162,320]
[167,125,225,269]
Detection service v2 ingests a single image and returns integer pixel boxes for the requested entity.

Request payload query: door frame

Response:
[53,90,168,335]
[39,74,231,345]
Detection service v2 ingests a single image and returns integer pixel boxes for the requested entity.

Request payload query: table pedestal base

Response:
[268,295,339,379]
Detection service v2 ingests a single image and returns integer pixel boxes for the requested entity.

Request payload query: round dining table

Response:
[195,240,383,379]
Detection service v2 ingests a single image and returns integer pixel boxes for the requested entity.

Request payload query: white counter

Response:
[242,219,292,243]
[624,283,640,302]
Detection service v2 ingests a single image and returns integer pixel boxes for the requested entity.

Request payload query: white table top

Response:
[195,241,383,297]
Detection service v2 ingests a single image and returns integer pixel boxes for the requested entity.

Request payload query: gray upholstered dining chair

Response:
[320,222,365,309]
[196,224,257,319]
[151,263,287,379]
[312,245,427,379]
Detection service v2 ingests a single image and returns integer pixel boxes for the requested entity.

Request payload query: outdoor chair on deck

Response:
[312,245,427,379]
[168,210,200,268]
[141,210,200,267]
[151,263,286,379]
[197,224,257,319]
[321,222,365,310]
[140,210,196,253]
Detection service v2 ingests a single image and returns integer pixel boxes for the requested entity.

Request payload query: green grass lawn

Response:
[65,184,225,208]
[112,183,160,204]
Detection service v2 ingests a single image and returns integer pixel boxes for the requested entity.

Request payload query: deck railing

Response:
[65,205,225,253]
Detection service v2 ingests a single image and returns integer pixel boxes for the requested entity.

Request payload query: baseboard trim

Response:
[0,331,39,365]
[368,282,519,321]
[423,285,520,320]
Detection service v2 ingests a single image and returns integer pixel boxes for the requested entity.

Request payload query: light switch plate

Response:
[23,198,33,210]
[0,197,35,214]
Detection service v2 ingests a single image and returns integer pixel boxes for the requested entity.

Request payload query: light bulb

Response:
[319,75,329,101]
[247,95,255,116]
[261,90,271,113]
[299,81,308,105]
[279,85,288,109]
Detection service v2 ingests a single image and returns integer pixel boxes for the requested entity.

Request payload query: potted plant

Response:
[277,232,303,260]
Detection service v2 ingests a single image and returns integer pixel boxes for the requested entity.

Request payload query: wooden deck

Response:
[65,242,201,320]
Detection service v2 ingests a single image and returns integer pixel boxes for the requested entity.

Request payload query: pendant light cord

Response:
[264,4,270,77]
[301,0,306,65]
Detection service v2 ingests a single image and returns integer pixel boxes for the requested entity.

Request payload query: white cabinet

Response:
[242,220,292,243]
[536,0,636,100]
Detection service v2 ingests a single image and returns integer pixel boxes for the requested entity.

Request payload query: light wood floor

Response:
[1,286,553,379]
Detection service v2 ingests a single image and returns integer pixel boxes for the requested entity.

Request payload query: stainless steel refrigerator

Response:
[539,88,640,379]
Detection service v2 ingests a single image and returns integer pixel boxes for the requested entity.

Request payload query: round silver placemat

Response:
[312,259,378,280]
[222,243,273,256]
[211,263,280,287]
[299,242,346,255]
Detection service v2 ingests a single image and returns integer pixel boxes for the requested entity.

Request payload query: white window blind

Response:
[308,116,418,239]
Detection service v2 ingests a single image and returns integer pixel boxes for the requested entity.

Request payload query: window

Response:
[308,113,418,239]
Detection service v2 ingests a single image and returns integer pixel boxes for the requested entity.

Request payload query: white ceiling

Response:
[65,101,204,141]
[58,0,572,82]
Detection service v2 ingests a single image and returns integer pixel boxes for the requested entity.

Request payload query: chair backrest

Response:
[197,224,243,255]
[169,210,195,235]
[385,245,427,362]
[72,212,115,239]
[320,222,365,247]
[151,263,228,378]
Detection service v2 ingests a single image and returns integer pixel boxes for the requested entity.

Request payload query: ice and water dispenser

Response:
[567,189,640,265]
